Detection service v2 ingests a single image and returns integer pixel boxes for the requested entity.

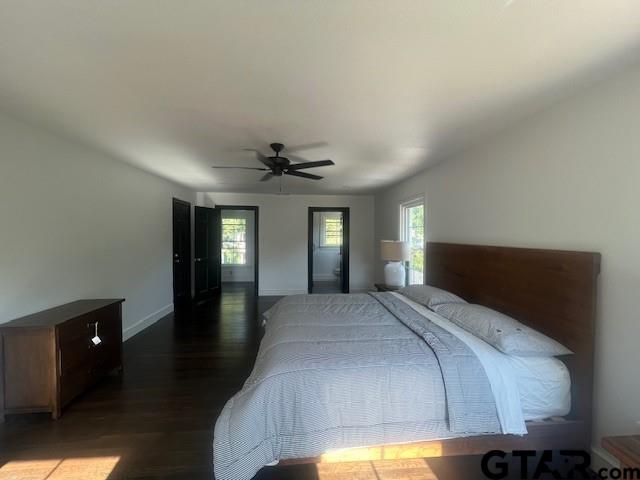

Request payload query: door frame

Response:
[308,207,350,294]
[216,205,259,296]
[172,197,191,305]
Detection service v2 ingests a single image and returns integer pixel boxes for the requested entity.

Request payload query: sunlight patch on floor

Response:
[316,458,440,480]
[320,441,443,463]
[0,456,120,480]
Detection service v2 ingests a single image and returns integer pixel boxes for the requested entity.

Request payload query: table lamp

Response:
[380,240,410,287]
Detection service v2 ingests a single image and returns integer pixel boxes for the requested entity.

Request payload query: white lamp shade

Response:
[380,240,410,262]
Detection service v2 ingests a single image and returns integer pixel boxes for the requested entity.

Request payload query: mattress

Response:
[507,355,571,421]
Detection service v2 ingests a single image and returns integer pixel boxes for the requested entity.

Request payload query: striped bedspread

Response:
[213,292,501,480]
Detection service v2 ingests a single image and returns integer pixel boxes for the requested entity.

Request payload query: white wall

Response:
[0,112,195,339]
[196,192,374,295]
[221,208,255,283]
[312,212,342,281]
[374,61,640,461]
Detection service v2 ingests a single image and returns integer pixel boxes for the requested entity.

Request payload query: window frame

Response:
[221,217,248,266]
[319,213,343,248]
[400,196,425,285]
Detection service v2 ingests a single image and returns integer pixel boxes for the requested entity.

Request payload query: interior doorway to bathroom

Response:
[308,207,349,294]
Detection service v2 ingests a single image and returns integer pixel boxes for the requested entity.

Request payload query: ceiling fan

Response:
[211,142,335,182]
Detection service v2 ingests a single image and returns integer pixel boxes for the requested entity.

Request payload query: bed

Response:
[213,243,600,480]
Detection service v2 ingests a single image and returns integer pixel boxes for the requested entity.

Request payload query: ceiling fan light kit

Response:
[211,142,335,191]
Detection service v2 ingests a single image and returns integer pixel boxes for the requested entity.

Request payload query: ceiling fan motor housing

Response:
[270,142,284,154]
[269,156,290,170]
[269,143,289,175]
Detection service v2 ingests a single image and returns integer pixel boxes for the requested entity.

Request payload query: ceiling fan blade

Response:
[241,148,276,168]
[259,172,274,182]
[211,166,268,170]
[255,150,275,168]
[287,160,334,170]
[285,170,323,180]
[286,153,312,164]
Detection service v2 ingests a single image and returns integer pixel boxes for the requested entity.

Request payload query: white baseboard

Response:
[591,445,619,471]
[123,303,173,341]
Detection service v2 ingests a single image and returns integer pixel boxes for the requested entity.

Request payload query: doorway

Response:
[172,198,191,307]
[217,205,259,297]
[308,207,349,294]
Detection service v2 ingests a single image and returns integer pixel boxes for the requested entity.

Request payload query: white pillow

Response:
[433,303,572,357]
[397,284,467,308]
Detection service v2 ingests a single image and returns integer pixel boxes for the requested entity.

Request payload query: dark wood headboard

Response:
[425,242,600,429]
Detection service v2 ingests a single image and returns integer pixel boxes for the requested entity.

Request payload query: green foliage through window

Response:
[403,203,424,284]
[222,218,247,265]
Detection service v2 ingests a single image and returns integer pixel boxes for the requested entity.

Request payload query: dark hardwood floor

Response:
[0,284,590,479]
[311,280,342,294]
[0,284,271,479]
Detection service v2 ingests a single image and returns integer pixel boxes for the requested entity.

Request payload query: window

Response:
[221,217,247,265]
[401,198,425,285]
[320,214,342,247]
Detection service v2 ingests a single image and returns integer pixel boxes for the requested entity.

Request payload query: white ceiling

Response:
[2,1,640,194]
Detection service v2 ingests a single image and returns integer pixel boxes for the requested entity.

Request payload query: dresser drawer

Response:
[94,304,122,347]
[57,305,121,373]
[57,312,96,344]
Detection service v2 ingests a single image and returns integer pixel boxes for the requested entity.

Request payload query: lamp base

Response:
[384,261,406,287]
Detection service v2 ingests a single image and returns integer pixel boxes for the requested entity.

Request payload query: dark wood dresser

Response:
[0,299,124,420]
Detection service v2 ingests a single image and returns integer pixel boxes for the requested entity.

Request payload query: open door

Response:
[194,206,221,301]
[172,198,191,307]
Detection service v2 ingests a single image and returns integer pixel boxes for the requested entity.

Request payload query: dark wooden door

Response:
[194,206,221,300]
[172,198,191,306]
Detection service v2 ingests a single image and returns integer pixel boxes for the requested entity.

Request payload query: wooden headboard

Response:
[425,242,600,429]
